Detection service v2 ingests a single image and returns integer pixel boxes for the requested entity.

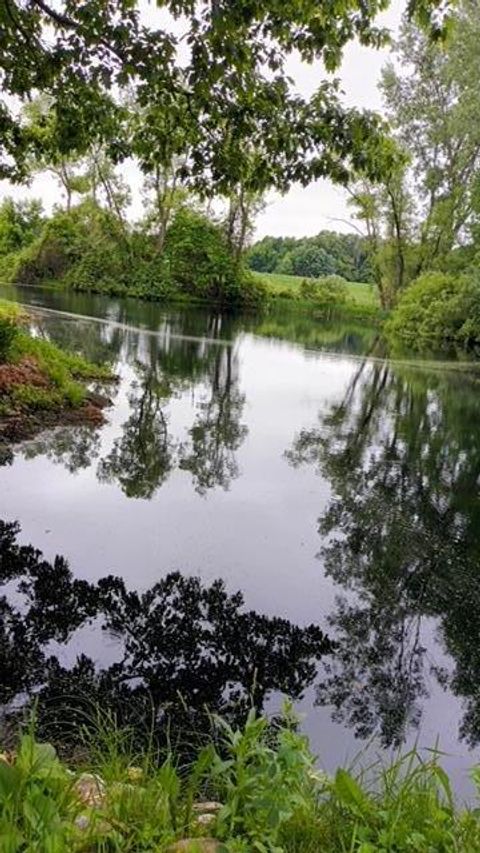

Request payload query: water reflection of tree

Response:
[98,336,247,498]
[179,347,247,495]
[0,520,332,751]
[14,312,249,498]
[21,425,103,473]
[98,365,177,498]
[286,360,480,747]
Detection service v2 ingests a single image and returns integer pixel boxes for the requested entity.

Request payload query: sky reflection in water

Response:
[1,286,480,795]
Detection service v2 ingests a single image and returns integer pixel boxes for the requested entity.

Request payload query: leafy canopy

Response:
[0,0,450,192]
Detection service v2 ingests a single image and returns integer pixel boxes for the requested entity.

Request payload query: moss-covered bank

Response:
[0,300,114,451]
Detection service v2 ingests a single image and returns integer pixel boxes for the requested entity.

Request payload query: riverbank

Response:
[3,709,480,852]
[2,272,383,325]
[0,300,114,453]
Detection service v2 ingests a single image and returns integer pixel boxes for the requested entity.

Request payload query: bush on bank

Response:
[0,300,111,420]
[2,707,480,852]
[0,201,267,310]
[300,275,349,308]
[386,271,480,350]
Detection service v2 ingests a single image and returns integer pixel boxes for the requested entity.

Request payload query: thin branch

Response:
[30,0,128,63]
[326,215,366,237]
[30,0,76,28]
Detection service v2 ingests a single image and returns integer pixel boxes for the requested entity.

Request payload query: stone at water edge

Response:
[74,773,106,808]
[192,802,223,814]
[195,814,216,827]
[192,801,223,828]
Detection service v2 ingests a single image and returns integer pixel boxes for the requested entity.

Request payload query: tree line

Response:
[247,233,374,282]
[3,0,480,345]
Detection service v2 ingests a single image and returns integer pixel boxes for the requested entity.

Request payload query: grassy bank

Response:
[2,708,480,852]
[253,271,378,308]
[0,199,382,319]
[0,300,113,446]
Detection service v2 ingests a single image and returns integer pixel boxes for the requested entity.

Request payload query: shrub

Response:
[300,275,348,307]
[163,209,243,303]
[275,287,298,301]
[237,270,269,308]
[0,318,18,361]
[10,202,129,289]
[386,271,480,349]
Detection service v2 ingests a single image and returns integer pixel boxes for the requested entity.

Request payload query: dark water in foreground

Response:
[2,285,480,796]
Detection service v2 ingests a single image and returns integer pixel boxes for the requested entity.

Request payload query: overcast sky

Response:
[256,1,403,238]
[0,0,403,240]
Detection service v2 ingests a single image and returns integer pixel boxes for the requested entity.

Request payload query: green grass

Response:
[0,300,112,416]
[12,333,111,384]
[2,706,480,852]
[253,271,379,308]
[0,298,23,322]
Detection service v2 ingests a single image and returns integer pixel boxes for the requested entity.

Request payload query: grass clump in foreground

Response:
[2,707,480,852]
[0,299,112,425]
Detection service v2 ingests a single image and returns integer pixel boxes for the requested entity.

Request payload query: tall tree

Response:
[349,0,480,306]
[348,162,414,308]
[382,1,480,274]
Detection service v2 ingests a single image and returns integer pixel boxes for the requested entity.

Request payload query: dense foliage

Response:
[0,200,265,308]
[386,271,480,349]
[0,0,444,196]
[0,199,44,257]
[248,232,373,281]
[300,276,349,311]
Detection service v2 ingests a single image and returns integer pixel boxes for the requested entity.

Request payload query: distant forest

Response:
[247,232,374,283]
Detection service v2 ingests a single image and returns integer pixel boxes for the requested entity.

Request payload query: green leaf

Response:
[334,769,372,817]
[0,761,21,801]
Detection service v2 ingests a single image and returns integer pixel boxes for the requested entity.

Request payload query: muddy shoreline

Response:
[0,384,113,465]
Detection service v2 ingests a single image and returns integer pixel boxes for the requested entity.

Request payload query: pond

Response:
[1,284,480,796]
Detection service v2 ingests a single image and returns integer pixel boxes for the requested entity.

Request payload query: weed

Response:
[2,706,480,851]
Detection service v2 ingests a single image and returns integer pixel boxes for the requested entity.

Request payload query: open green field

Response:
[253,271,378,307]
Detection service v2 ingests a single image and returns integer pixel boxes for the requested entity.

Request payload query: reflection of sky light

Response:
[0,0,402,237]
[2,295,480,798]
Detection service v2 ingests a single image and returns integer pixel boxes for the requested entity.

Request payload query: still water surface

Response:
[1,285,480,795]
